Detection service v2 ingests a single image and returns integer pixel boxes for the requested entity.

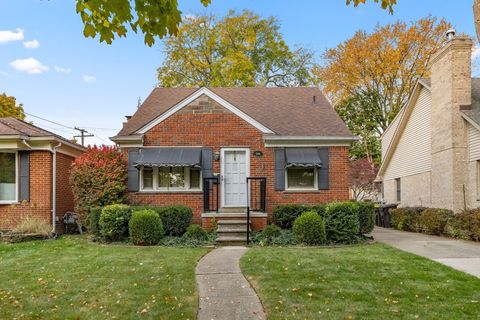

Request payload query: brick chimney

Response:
[429,32,473,211]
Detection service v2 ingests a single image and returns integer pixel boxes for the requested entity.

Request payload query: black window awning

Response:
[134,147,202,168]
[285,148,322,168]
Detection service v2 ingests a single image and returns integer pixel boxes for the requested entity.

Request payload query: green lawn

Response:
[0,236,208,320]
[241,244,480,319]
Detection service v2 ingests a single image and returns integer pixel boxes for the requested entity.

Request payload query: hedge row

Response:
[87,204,209,245]
[390,207,480,240]
[271,201,375,244]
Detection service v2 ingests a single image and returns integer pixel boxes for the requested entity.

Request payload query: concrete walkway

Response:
[195,247,266,320]
[372,227,480,278]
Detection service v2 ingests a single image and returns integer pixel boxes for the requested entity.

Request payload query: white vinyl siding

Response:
[383,88,432,180]
[468,123,480,161]
[381,107,404,161]
[467,123,480,203]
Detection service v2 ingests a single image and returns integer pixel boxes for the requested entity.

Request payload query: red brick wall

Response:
[0,151,76,234]
[128,95,350,227]
[0,151,52,231]
[55,152,76,233]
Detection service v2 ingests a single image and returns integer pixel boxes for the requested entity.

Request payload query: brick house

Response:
[378,33,480,212]
[0,117,85,234]
[111,87,355,230]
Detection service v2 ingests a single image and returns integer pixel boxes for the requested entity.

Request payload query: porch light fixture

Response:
[214,151,220,161]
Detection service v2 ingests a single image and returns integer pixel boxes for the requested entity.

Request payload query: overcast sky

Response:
[0,0,476,146]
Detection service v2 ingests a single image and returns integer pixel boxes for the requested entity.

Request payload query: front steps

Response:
[216,219,251,245]
[218,207,247,213]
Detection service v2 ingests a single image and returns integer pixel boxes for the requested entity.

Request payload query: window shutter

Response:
[127,149,140,192]
[19,151,30,201]
[318,147,329,190]
[274,148,286,191]
[201,148,213,178]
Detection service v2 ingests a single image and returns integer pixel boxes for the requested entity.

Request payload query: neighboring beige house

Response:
[378,33,480,212]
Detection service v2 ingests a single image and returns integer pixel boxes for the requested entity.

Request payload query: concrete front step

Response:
[217,219,251,225]
[216,219,251,245]
[217,225,250,232]
[216,235,248,245]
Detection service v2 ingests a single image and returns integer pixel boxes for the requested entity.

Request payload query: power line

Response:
[25,112,75,130]
[31,122,75,135]
[26,112,120,131]
[82,126,119,131]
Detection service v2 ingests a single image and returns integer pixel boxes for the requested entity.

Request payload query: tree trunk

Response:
[474,0,480,41]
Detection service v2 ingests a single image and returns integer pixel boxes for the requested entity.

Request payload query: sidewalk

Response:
[195,247,266,320]
[372,227,480,278]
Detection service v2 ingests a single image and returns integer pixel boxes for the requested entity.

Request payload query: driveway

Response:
[372,227,480,278]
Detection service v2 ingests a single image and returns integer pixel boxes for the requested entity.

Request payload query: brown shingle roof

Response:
[116,87,353,138]
[0,117,84,148]
[0,117,54,136]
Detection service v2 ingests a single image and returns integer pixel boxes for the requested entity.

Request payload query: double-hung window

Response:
[0,152,17,203]
[140,166,201,191]
[286,167,317,190]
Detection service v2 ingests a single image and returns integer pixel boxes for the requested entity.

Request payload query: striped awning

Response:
[134,147,202,168]
[285,148,322,168]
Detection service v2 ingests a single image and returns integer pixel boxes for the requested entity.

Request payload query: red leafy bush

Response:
[70,146,127,223]
[350,158,379,201]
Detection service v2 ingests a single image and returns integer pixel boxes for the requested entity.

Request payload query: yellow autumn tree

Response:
[0,93,25,120]
[317,16,450,129]
[157,10,318,87]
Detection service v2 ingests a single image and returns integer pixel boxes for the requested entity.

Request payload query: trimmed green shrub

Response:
[390,207,424,232]
[357,202,376,234]
[446,209,480,241]
[324,202,360,243]
[272,204,310,229]
[293,211,326,245]
[157,206,192,236]
[131,205,192,236]
[99,204,132,242]
[445,216,471,240]
[183,224,208,241]
[129,209,164,245]
[417,208,453,235]
[310,204,327,218]
[257,224,282,244]
[87,207,102,235]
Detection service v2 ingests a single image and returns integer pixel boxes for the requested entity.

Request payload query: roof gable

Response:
[378,81,431,177]
[137,87,274,134]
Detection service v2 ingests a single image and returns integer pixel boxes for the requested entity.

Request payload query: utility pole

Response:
[74,127,94,146]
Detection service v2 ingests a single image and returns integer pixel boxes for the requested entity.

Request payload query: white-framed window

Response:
[0,151,18,204]
[286,167,317,190]
[140,166,202,192]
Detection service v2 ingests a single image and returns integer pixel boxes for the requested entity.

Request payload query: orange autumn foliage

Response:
[317,16,451,129]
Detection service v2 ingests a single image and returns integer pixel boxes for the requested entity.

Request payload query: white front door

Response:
[222,149,249,207]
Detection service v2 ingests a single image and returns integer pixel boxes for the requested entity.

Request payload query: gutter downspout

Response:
[51,143,62,237]
[21,139,33,150]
